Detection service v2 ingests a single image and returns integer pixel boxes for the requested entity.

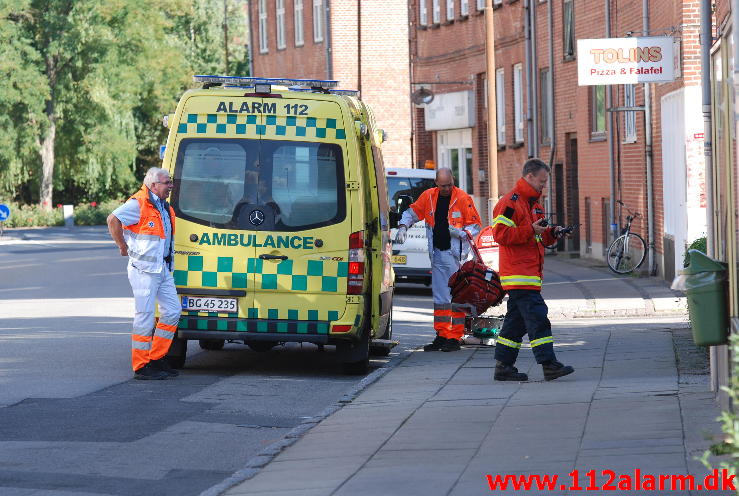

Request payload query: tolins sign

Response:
[577,36,676,85]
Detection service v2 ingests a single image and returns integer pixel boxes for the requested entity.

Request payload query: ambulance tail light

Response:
[332,325,352,333]
[348,231,365,295]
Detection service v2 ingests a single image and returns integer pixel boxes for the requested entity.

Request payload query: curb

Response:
[198,345,419,496]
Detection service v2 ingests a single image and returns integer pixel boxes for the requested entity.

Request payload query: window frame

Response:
[513,63,524,144]
[461,0,469,16]
[313,0,324,43]
[540,67,552,145]
[432,0,441,24]
[276,0,286,50]
[495,68,506,145]
[591,85,607,138]
[258,0,268,54]
[446,0,455,22]
[294,0,304,47]
[476,0,485,10]
[623,84,637,142]
[563,0,575,60]
[419,0,428,25]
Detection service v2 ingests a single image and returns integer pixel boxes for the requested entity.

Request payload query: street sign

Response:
[577,36,676,85]
[0,204,10,222]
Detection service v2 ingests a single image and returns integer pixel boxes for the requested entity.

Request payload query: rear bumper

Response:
[177,315,355,343]
[178,329,330,344]
[393,266,432,283]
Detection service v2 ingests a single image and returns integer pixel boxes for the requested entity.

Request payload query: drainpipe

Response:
[545,0,554,237]
[325,0,332,79]
[530,0,539,158]
[643,0,656,276]
[702,0,714,257]
[606,0,617,244]
[357,0,361,93]
[524,0,534,157]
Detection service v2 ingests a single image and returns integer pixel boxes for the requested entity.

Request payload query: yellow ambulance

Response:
[161,76,395,374]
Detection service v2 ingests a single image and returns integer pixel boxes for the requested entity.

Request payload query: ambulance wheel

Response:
[247,341,277,352]
[340,325,370,375]
[199,339,225,351]
[166,337,187,369]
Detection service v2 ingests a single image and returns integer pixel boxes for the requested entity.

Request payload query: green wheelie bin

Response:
[681,249,728,346]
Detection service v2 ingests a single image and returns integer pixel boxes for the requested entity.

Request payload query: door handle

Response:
[259,254,288,260]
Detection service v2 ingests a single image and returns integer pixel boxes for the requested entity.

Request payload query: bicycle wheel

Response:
[607,233,647,274]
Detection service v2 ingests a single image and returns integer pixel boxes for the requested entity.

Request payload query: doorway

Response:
[437,129,474,196]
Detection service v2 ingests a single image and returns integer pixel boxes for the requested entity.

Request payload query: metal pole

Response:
[530,0,539,158]
[702,0,714,257]
[606,0,617,244]
[643,0,656,275]
[325,0,332,79]
[486,0,499,206]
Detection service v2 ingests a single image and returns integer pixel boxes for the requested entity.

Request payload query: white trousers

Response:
[432,248,461,304]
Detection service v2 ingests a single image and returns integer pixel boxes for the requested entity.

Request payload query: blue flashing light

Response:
[194,75,339,89]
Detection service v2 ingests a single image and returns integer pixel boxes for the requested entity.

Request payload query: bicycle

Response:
[606,200,646,274]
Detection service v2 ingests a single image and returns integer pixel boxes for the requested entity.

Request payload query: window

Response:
[513,63,524,143]
[446,0,455,21]
[623,84,636,142]
[258,0,268,53]
[419,0,428,25]
[563,0,575,59]
[477,0,485,10]
[313,0,324,43]
[461,0,469,16]
[496,68,506,145]
[591,85,606,135]
[173,139,345,231]
[294,0,304,46]
[276,0,286,49]
[432,0,441,23]
[494,0,502,5]
[540,67,551,144]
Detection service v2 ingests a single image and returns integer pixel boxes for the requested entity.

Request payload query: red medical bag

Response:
[448,231,505,315]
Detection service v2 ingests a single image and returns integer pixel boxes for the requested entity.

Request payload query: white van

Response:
[387,167,436,286]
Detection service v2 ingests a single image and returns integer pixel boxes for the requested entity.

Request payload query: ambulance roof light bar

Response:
[194,75,339,90]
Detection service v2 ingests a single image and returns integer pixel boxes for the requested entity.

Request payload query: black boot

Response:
[150,357,180,377]
[134,363,168,380]
[441,338,461,352]
[494,361,528,381]
[542,360,574,381]
[423,335,446,351]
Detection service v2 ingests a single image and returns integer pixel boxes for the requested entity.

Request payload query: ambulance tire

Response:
[199,339,225,351]
[166,336,187,369]
[340,318,370,375]
[246,341,277,352]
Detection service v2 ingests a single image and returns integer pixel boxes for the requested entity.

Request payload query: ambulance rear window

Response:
[172,138,345,231]
[387,176,436,212]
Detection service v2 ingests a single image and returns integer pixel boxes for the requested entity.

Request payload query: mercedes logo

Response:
[249,209,265,226]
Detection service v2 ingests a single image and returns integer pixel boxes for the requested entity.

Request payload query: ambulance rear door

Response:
[248,96,353,337]
[170,94,266,326]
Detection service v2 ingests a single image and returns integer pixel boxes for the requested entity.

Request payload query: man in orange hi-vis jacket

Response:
[395,168,481,352]
[107,167,181,380]
[491,158,574,382]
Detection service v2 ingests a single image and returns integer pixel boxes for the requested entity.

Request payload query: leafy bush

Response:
[0,199,125,227]
[684,236,708,267]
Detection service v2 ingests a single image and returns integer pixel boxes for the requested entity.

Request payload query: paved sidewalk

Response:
[218,258,729,496]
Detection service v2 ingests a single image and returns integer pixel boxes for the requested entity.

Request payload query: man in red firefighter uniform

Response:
[107,167,181,380]
[395,168,481,352]
[491,158,574,381]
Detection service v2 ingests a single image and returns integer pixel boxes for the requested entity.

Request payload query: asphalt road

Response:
[0,227,436,496]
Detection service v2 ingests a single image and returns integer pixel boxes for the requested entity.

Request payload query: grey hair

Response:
[143,167,170,187]
[436,167,454,182]
[522,158,550,177]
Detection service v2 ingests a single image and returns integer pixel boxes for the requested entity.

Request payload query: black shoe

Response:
[134,363,168,380]
[150,358,180,377]
[441,339,461,352]
[494,361,528,381]
[423,335,446,352]
[542,360,574,381]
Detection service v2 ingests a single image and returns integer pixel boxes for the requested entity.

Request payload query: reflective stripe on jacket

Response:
[123,185,176,273]
[492,177,557,291]
[399,186,481,263]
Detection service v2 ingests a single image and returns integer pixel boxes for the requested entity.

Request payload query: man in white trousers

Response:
[107,167,181,380]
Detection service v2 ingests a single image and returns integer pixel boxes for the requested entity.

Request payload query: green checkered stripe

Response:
[174,255,348,294]
[177,113,261,137]
[178,315,332,334]
[176,113,346,140]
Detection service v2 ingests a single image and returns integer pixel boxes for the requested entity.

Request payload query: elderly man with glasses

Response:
[107,167,181,380]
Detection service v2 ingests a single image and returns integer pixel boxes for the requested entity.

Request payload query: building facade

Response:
[248,0,413,167]
[411,0,706,281]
